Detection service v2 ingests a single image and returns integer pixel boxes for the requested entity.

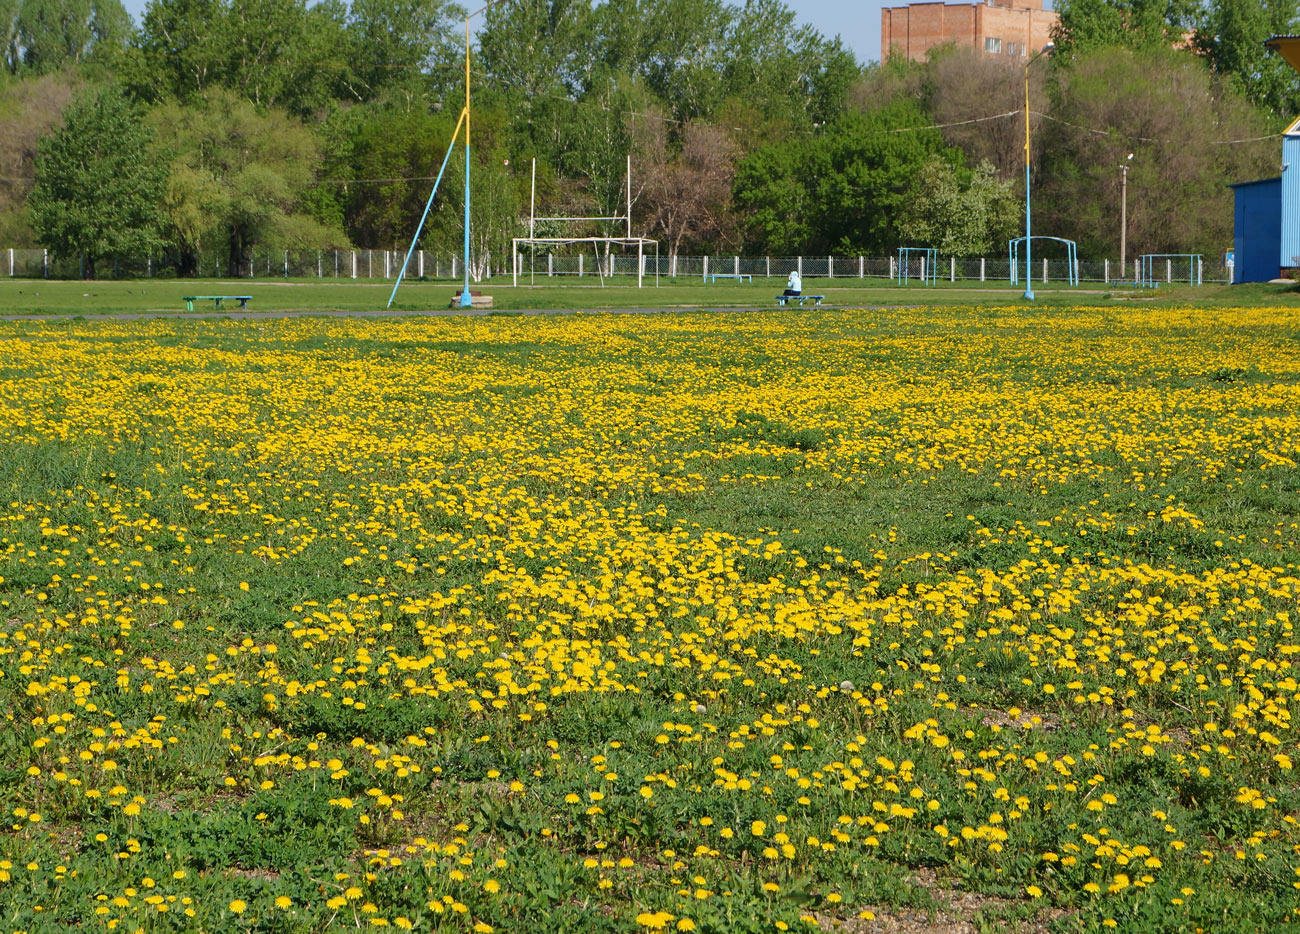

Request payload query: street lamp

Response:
[1022,42,1053,302]
[458,0,511,308]
[1119,153,1133,279]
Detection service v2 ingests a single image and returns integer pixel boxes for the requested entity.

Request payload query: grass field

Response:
[1,303,1299,933]
[2,276,1299,315]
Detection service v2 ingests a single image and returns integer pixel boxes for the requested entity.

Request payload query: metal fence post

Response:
[1104,259,1109,282]
[797,255,802,277]
[579,254,584,277]
[1166,259,1172,283]
[828,255,833,278]
[859,255,863,278]
[950,257,955,282]
[548,254,553,277]
[7,248,12,276]
[352,250,357,279]
[418,250,424,278]
[734,255,739,276]
[765,256,770,278]
[1042,258,1047,283]
[980,257,985,281]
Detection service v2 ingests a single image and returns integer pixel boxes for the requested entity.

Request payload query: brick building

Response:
[881,0,1058,64]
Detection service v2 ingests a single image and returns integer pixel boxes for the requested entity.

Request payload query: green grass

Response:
[2,275,1298,315]
[1,305,1299,933]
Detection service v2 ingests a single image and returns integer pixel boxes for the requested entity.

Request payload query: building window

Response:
[984,37,1002,54]
[1006,41,1023,57]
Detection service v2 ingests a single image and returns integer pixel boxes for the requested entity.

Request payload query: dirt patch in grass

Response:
[975,708,1059,732]
[818,869,1071,934]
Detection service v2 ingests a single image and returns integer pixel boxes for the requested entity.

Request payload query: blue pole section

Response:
[1022,61,1035,301]
[1024,161,1034,301]
[386,116,466,310]
[460,142,473,308]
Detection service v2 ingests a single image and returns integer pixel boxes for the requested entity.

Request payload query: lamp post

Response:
[460,13,472,308]
[458,0,511,308]
[1119,153,1133,278]
[1022,42,1053,302]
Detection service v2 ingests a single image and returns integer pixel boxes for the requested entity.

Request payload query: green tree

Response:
[339,104,461,247]
[148,88,346,276]
[343,0,463,103]
[898,158,1019,256]
[1037,45,1275,257]
[29,84,165,278]
[1051,0,1198,58]
[127,0,224,100]
[2,0,19,74]
[130,0,347,115]
[734,99,958,254]
[12,0,129,75]
[1196,0,1300,117]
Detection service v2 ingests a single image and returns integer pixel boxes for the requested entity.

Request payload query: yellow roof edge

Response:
[1265,35,1300,75]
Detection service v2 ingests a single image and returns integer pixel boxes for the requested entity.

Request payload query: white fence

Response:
[2,247,1228,285]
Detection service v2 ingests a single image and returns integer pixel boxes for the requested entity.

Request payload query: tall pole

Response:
[460,16,473,308]
[1023,61,1034,302]
[1119,163,1128,273]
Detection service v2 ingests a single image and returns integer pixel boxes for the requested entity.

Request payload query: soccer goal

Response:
[512,156,659,288]
[1139,254,1203,288]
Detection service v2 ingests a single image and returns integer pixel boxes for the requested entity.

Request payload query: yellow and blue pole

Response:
[1022,62,1034,302]
[460,16,473,309]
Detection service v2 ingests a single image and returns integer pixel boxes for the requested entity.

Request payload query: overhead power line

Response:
[1032,111,1283,146]
[1,107,1279,190]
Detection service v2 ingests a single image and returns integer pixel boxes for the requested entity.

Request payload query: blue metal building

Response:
[1230,177,1281,284]
[1229,38,1300,282]
[1282,119,1300,272]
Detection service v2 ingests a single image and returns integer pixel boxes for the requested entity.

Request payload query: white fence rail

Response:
[2,248,1228,285]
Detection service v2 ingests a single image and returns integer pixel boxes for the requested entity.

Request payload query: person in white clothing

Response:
[784,270,801,297]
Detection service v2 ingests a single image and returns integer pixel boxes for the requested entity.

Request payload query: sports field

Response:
[2,276,1298,316]
[1,302,1299,933]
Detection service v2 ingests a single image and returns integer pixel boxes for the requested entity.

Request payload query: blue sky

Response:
[117,0,888,65]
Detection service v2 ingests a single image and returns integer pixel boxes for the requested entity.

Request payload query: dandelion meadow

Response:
[1,305,1299,934]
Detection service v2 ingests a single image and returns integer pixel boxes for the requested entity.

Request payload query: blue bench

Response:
[775,294,824,306]
[704,273,753,283]
[183,295,252,311]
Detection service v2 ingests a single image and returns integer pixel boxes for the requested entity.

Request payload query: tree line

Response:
[0,0,1296,277]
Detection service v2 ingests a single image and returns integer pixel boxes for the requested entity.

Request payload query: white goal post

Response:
[512,156,659,288]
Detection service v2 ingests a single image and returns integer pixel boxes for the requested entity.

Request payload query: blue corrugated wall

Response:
[1232,177,1281,283]
[1282,134,1300,271]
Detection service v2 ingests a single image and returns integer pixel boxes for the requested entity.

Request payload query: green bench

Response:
[183,295,252,311]
[775,294,824,306]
